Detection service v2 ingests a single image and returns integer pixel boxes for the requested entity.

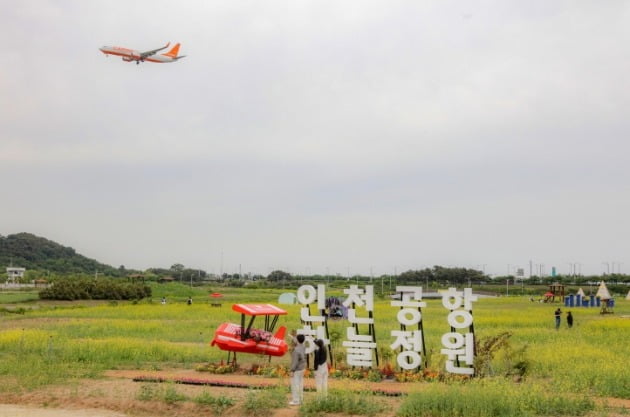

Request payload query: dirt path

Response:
[104,369,415,395]
[0,404,129,417]
[1,369,628,417]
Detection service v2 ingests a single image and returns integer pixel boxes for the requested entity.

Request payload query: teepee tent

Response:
[577,288,586,297]
[595,281,612,300]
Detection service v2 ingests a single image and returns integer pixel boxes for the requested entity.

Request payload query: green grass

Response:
[0,282,628,407]
[241,386,287,416]
[397,380,595,417]
[193,391,236,415]
[300,389,386,417]
[0,291,40,304]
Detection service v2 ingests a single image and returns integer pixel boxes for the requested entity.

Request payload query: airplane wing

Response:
[139,42,170,59]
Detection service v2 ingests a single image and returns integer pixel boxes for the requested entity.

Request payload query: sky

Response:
[1,1,629,278]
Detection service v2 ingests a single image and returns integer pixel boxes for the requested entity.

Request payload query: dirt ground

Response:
[0,370,403,417]
[0,369,628,417]
[0,404,128,417]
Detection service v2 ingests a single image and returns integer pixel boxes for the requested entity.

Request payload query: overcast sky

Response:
[1,1,629,277]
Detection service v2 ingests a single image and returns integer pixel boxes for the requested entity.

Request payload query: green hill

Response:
[0,232,121,276]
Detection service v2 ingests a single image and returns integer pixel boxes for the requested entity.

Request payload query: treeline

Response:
[493,273,630,285]
[398,266,486,285]
[145,263,208,282]
[263,266,487,286]
[39,278,151,301]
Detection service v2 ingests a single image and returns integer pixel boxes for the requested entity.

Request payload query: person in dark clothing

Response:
[554,308,562,330]
[566,311,573,328]
[313,339,328,396]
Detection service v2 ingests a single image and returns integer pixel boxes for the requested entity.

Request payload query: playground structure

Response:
[595,281,614,314]
[564,282,615,314]
[543,283,565,302]
[325,296,348,320]
[210,292,223,307]
[564,294,602,308]
[210,303,289,365]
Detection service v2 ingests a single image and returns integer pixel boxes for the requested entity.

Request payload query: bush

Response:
[137,383,159,401]
[163,384,187,404]
[39,278,151,301]
[242,387,286,416]
[396,381,595,417]
[194,391,235,415]
[300,389,386,417]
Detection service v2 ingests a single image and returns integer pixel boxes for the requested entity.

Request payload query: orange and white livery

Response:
[99,42,185,65]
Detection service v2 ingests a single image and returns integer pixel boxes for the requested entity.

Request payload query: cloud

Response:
[1,1,629,275]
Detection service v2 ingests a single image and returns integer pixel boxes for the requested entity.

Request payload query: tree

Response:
[268,270,292,282]
[170,263,185,272]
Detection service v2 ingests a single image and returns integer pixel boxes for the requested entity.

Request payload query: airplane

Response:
[211,303,289,365]
[99,42,185,65]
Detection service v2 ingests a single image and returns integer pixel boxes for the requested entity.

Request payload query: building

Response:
[6,267,26,283]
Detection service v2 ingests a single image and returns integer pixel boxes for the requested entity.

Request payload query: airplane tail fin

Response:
[273,326,286,340]
[164,43,181,58]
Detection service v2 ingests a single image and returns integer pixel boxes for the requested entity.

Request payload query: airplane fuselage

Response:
[99,43,183,64]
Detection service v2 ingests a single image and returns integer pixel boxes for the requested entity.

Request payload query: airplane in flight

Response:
[99,42,185,65]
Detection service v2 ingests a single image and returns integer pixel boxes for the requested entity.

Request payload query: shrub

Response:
[137,383,158,401]
[242,387,286,416]
[194,391,235,415]
[162,384,187,404]
[39,278,151,301]
[397,381,595,417]
[474,332,529,378]
[300,389,386,417]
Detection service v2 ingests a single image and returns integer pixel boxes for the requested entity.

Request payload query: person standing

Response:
[566,311,573,328]
[554,308,562,330]
[289,334,306,406]
[313,339,329,397]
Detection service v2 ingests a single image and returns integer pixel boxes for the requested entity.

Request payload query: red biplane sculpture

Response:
[211,304,289,363]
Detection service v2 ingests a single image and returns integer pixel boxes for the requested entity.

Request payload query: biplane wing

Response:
[232,304,288,316]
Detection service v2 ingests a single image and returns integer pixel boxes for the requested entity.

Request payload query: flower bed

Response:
[133,375,274,389]
[132,375,406,396]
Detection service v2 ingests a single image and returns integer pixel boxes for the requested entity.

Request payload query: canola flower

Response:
[0,289,628,400]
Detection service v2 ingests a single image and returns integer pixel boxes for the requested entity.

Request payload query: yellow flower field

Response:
[0,285,628,406]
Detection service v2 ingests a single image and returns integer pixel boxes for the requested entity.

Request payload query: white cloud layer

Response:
[2,1,629,276]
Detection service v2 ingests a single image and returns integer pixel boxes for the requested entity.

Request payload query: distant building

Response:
[6,267,26,283]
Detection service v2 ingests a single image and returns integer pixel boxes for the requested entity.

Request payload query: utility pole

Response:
[220,250,224,277]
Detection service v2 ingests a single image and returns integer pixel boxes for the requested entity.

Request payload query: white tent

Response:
[626,290,630,301]
[595,281,612,300]
[577,288,586,297]
[278,292,297,304]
